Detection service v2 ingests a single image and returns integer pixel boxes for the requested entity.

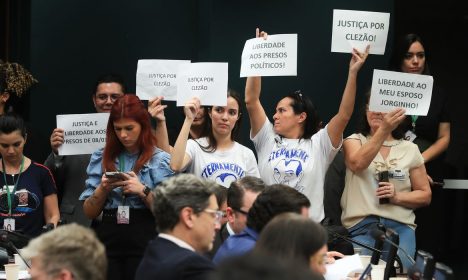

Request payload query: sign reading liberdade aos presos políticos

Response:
[176,62,228,106]
[331,9,390,55]
[369,69,433,116]
[240,34,297,77]
[136,59,191,101]
[56,113,110,155]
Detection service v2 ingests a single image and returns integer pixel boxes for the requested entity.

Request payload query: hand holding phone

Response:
[105,171,128,180]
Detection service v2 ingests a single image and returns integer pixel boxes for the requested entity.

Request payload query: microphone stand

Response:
[0,231,31,269]
[326,228,382,255]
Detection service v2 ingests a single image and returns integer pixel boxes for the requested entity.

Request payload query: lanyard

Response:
[411,115,418,131]
[117,153,141,206]
[118,155,126,206]
[2,156,25,216]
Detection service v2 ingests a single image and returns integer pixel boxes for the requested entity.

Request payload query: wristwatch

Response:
[143,185,152,197]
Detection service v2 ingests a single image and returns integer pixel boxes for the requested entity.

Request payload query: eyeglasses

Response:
[203,208,224,225]
[232,208,249,216]
[95,93,123,102]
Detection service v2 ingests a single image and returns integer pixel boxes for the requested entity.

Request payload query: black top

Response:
[404,85,449,144]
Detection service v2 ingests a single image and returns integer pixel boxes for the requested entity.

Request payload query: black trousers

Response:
[93,208,156,280]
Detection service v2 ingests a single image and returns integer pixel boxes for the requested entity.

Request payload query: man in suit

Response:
[209,176,265,258]
[135,174,221,280]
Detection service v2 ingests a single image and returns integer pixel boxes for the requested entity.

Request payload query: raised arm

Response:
[170,98,199,172]
[245,28,268,138]
[327,46,370,148]
[149,96,171,153]
[343,108,406,173]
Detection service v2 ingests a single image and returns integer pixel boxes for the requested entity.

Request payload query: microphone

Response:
[326,228,382,255]
[0,230,31,269]
[370,223,385,265]
[370,228,416,266]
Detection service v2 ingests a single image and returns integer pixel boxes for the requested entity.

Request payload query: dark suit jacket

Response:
[44,153,92,226]
[135,236,214,280]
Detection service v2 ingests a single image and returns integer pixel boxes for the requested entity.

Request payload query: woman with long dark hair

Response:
[389,33,450,259]
[80,95,174,280]
[171,89,259,187]
[245,28,369,222]
[389,34,449,180]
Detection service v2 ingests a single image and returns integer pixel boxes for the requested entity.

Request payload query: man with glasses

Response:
[135,174,220,280]
[213,184,311,264]
[210,176,265,257]
[44,74,126,226]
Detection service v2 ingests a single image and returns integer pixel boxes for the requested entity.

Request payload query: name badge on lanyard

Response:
[3,218,15,231]
[117,205,130,224]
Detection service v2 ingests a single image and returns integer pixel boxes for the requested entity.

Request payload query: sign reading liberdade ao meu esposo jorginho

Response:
[369,70,433,116]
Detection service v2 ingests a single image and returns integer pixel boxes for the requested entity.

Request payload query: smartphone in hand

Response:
[105,171,127,180]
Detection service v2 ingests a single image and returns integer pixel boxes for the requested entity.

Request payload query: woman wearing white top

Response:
[171,89,259,187]
[245,28,369,222]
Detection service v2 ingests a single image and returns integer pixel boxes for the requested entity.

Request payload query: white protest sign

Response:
[240,34,297,77]
[56,113,110,155]
[136,59,191,101]
[331,9,390,55]
[369,69,433,116]
[176,62,228,106]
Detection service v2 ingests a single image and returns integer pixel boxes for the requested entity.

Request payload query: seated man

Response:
[213,184,310,264]
[209,176,265,258]
[135,174,221,280]
[22,223,107,280]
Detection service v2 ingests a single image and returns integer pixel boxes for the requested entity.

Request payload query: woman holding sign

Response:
[0,113,59,237]
[170,89,259,187]
[245,28,368,223]
[80,95,174,280]
[389,34,450,257]
[341,94,431,270]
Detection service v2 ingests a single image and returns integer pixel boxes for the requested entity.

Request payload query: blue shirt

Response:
[79,147,174,209]
[213,227,258,264]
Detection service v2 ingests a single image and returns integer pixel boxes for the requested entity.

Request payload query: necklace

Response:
[382,139,403,147]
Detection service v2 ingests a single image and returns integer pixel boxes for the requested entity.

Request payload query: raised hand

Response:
[50,128,64,154]
[184,97,201,121]
[256,27,268,39]
[349,45,370,74]
[380,107,406,134]
[148,96,167,122]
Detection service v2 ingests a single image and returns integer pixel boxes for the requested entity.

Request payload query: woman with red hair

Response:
[80,95,174,280]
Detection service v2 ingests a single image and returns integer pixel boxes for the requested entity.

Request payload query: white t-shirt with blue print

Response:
[252,119,340,222]
[185,137,260,188]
